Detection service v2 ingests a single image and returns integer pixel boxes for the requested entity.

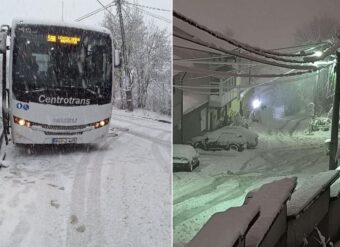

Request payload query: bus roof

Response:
[11,18,111,35]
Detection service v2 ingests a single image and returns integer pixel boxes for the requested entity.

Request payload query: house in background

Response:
[173,39,243,143]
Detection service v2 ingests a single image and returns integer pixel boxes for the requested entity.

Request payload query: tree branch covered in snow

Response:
[295,16,340,45]
[103,6,171,114]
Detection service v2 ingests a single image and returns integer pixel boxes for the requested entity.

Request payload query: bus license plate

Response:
[52,138,77,144]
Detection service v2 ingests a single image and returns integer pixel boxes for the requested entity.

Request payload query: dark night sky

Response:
[174,0,340,49]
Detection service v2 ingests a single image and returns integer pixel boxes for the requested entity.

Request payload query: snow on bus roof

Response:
[11,18,111,35]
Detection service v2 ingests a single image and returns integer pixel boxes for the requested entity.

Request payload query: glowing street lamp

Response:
[252,98,262,109]
[314,51,323,57]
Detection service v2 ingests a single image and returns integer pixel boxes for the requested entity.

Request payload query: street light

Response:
[314,51,323,57]
[252,98,262,109]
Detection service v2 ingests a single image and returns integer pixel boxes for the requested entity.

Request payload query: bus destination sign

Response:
[47,34,80,45]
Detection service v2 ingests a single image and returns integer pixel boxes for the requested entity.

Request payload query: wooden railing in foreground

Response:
[187,170,340,247]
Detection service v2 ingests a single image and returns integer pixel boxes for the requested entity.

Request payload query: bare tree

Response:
[294,16,338,115]
[294,15,340,44]
[102,6,171,114]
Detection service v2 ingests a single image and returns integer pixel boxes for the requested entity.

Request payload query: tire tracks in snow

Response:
[277,119,292,134]
[113,115,171,133]
[288,117,309,136]
[66,140,111,247]
[173,175,260,227]
[238,144,323,174]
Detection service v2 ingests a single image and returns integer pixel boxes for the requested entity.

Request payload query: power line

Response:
[121,5,133,20]
[132,6,171,23]
[174,33,320,70]
[124,1,170,12]
[174,69,330,94]
[173,11,336,61]
[174,64,331,78]
[174,42,328,63]
[96,0,116,18]
[75,1,115,21]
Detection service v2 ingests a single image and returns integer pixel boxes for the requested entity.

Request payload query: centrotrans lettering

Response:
[38,95,91,105]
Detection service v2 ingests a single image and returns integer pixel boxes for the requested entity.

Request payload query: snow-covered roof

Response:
[288,170,340,217]
[244,177,297,247]
[187,204,260,247]
[11,18,111,35]
[183,93,208,115]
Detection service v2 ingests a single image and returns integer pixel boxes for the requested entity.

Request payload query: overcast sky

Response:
[0,0,171,31]
[174,0,340,49]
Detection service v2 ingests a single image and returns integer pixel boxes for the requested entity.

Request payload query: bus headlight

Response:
[14,116,32,128]
[94,118,109,129]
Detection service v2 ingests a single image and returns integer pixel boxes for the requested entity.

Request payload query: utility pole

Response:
[116,0,133,111]
[329,50,340,170]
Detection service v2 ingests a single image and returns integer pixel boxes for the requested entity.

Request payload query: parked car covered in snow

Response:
[192,132,246,152]
[173,144,200,172]
[217,126,259,148]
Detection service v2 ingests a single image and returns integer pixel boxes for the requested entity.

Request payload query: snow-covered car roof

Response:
[11,18,111,35]
[173,144,198,160]
[219,126,259,139]
[215,133,246,143]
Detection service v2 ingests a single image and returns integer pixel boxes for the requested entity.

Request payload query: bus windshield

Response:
[12,24,112,105]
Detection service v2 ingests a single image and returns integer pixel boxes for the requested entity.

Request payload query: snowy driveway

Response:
[0,109,171,247]
[173,116,331,246]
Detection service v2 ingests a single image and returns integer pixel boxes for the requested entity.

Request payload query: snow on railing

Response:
[287,170,340,247]
[187,204,260,247]
[186,172,340,247]
[287,170,339,217]
[244,177,297,247]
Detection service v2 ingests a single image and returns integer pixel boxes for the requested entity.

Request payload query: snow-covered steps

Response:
[287,170,340,247]
[187,204,260,247]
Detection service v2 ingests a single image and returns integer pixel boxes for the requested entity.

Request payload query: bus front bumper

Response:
[11,124,110,144]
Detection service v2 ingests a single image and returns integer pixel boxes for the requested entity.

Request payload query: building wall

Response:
[173,73,185,144]
[183,103,208,143]
[227,98,241,123]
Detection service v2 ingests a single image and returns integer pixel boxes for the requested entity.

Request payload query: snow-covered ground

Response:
[173,113,332,247]
[0,108,171,247]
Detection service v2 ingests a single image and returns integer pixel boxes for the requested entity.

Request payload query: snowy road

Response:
[0,109,171,247]
[173,115,331,246]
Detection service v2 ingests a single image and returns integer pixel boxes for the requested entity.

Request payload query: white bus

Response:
[0,20,120,145]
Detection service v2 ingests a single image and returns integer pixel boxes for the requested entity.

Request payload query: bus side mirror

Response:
[114,49,121,68]
[0,32,7,54]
